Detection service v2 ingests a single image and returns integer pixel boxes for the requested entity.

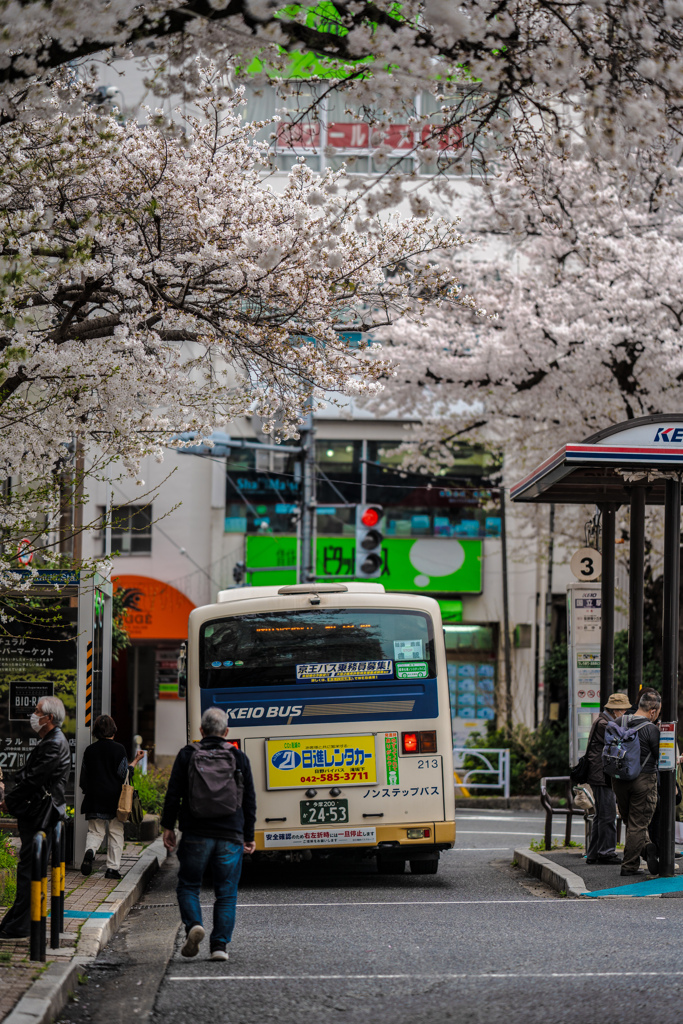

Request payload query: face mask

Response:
[30,712,43,733]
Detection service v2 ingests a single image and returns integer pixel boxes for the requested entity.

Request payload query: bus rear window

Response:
[200,609,435,689]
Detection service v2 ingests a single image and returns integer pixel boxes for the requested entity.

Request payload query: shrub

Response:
[133,765,171,816]
[464,721,569,795]
[0,831,17,907]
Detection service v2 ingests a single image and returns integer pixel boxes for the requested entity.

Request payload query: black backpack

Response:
[187,742,243,819]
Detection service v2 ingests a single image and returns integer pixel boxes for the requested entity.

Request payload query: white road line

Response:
[456,830,583,837]
[456,816,553,822]
[234,899,586,907]
[169,971,683,982]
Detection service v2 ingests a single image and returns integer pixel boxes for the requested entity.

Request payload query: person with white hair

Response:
[161,706,256,962]
[0,695,71,938]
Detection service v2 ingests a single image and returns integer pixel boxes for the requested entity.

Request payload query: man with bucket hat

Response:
[585,691,632,865]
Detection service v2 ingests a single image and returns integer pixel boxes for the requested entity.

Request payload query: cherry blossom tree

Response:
[3,0,683,198]
[0,79,480,575]
[368,158,683,474]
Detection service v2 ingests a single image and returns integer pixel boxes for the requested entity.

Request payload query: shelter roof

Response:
[510,414,683,505]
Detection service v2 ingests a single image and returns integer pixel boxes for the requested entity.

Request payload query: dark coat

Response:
[587,710,617,788]
[5,727,71,829]
[161,736,256,843]
[79,738,128,818]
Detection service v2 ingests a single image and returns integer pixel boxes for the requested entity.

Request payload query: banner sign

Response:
[264,827,377,848]
[246,535,482,593]
[266,734,377,789]
[295,661,393,684]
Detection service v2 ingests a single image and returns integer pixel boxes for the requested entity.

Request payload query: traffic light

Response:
[355,505,384,577]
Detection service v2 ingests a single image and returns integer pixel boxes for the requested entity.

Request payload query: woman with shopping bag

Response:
[79,715,145,879]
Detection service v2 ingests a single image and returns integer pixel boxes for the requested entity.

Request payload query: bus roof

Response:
[217,582,386,603]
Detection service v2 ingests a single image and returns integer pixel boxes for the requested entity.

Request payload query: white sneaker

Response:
[210,948,229,961]
[181,924,205,958]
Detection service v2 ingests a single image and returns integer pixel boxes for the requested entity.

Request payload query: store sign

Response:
[246,535,482,593]
[0,596,77,785]
[9,681,54,721]
[113,576,195,641]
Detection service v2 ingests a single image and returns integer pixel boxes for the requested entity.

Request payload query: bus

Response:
[186,581,455,874]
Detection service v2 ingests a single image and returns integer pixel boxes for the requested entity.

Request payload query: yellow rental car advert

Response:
[266,735,377,789]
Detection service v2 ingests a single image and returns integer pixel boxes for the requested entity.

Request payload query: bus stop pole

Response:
[599,503,616,710]
[659,476,680,878]
[627,486,646,708]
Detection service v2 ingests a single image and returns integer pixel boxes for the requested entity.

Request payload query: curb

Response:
[3,837,167,1024]
[76,836,166,958]
[513,847,587,898]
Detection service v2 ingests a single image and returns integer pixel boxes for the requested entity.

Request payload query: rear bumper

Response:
[254,820,455,852]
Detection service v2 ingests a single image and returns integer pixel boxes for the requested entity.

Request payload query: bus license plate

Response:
[300,799,349,825]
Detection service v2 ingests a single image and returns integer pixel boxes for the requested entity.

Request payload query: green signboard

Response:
[246,535,482,593]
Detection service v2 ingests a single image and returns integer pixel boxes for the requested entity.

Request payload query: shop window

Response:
[444,624,497,729]
[103,504,152,555]
[315,440,362,506]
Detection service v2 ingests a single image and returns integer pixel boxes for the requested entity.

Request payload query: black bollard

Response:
[39,829,48,962]
[59,822,66,936]
[29,831,46,962]
[50,822,63,950]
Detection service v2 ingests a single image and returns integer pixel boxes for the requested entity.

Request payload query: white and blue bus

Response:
[186,581,455,874]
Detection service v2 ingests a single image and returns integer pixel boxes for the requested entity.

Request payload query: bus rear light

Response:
[401,731,437,754]
[419,731,437,753]
[407,828,431,839]
[402,732,419,753]
[228,738,241,749]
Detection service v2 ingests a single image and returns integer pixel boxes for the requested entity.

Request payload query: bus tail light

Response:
[402,732,419,753]
[407,828,431,839]
[401,731,437,754]
[419,731,437,753]
[229,738,241,749]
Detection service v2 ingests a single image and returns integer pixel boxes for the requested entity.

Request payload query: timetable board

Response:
[567,582,602,767]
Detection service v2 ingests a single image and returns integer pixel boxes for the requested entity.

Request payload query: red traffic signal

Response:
[355,505,383,578]
[360,507,380,528]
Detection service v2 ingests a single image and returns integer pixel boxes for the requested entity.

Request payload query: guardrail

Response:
[453,747,511,799]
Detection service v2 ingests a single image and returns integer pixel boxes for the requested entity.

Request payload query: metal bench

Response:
[540,775,580,851]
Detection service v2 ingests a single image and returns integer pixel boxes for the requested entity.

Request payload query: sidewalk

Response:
[0,838,163,1022]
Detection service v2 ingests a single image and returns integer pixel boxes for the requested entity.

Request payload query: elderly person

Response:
[79,715,144,880]
[161,706,256,962]
[585,691,631,865]
[0,696,71,939]
[612,690,662,877]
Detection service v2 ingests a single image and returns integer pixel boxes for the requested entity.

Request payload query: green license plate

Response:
[299,799,349,825]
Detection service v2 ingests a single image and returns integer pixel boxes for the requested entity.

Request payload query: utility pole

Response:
[543,503,555,724]
[500,487,513,731]
[299,407,316,582]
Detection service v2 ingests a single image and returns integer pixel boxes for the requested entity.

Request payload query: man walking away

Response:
[161,707,256,961]
[0,697,71,938]
[586,692,631,865]
[610,691,661,877]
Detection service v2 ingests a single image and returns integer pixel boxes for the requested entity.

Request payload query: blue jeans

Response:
[176,834,243,948]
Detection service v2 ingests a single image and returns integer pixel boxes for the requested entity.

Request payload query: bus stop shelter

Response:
[511,413,683,877]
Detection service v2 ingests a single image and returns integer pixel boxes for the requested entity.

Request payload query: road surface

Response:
[57,809,683,1024]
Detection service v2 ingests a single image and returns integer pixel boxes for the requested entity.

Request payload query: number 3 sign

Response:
[570,547,602,581]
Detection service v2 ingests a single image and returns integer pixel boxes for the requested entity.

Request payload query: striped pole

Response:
[40,833,48,962]
[59,823,66,935]
[85,640,93,727]
[50,822,63,949]
[30,831,46,962]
